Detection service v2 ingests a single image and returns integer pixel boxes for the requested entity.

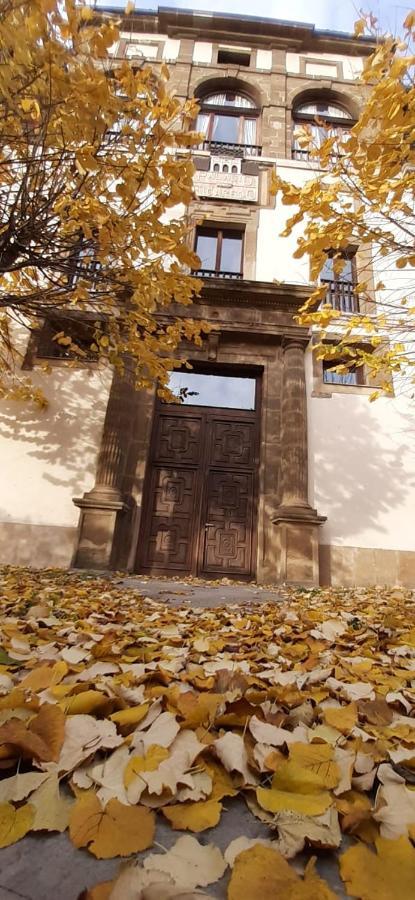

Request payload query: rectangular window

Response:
[323,360,363,386]
[217,48,251,67]
[35,317,98,362]
[321,252,359,313]
[167,371,256,409]
[195,227,243,278]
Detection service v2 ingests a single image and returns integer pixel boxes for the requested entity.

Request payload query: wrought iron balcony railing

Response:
[202,140,262,158]
[322,279,360,314]
[193,269,243,280]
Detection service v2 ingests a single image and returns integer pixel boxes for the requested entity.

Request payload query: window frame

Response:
[291,98,355,161]
[322,358,364,387]
[320,250,359,314]
[194,225,245,278]
[196,91,260,150]
[22,314,101,369]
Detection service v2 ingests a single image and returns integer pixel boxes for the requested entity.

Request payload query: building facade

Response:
[1,7,415,586]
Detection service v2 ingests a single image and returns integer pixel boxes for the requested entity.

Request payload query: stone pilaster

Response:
[72,368,133,569]
[273,338,326,585]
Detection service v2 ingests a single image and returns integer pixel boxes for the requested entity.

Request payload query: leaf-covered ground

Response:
[0,567,414,899]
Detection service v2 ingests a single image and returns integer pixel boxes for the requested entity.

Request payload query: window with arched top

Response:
[196,90,260,156]
[292,98,354,161]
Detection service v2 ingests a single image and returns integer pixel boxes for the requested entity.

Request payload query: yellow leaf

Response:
[340,836,415,900]
[162,799,222,832]
[227,844,336,899]
[176,691,223,728]
[354,18,366,37]
[204,760,238,800]
[0,802,34,848]
[69,792,155,858]
[323,703,357,734]
[125,0,135,12]
[19,662,67,692]
[109,703,150,729]
[271,758,334,794]
[60,690,108,716]
[288,742,340,788]
[123,745,170,787]
[256,786,332,816]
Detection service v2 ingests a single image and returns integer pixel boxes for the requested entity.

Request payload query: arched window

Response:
[292,98,354,161]
[196,90,260,156]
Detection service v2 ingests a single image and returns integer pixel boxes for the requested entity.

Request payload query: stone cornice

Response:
[97,7,375,55]
[198,277,313,309]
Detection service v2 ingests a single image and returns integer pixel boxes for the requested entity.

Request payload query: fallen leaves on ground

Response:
[0,567,414,897]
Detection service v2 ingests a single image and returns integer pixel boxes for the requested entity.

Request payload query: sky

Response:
[97,0,413,35]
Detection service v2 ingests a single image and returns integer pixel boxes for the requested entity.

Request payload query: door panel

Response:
[153,413,202,465]
[201,471,254,575]
[209,419,256,467]
[141,467,198,570]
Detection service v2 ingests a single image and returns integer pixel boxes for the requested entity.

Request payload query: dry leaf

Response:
[0,771,49,803]
[132,712,180,752]
[340,836,415,900]
[373,763,415,838]
[225,836,277,866]
[0,801,34,847]
[69,792,155,858]
[323,702,357,733]
[288,742,340,789]
[227,843,336,899]
[214,732,257,785]
[0,703,65,762]
[30,774,74,831]
[162,799,222,832]
[143,836,226,890]
[50,715,123,774]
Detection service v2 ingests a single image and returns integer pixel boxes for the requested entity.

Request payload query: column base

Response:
[72,487,127,570]
[273,505,326,586]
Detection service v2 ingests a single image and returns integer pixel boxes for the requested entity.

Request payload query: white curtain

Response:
[243,118,256,145]
[233,94,255,108]
[203,93,254,108]
[196,113,209,136]
[204,93,227,105]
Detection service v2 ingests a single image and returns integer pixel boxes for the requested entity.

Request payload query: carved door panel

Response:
[199,417,257,577]
[137,396,259,579]
[138,412,203,572]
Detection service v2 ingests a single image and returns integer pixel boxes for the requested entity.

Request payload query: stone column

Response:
[72,369,133,570]
[273,337,326,585]
[280,339,309,509]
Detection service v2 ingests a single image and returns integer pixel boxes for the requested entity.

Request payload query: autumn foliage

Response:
[0,0,205,403]
[0,566,415,897]
[273,12,415,397]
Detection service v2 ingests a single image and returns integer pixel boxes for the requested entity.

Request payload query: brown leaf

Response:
[358,698,393,726]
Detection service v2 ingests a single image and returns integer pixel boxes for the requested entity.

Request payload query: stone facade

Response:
[1,8,414,587]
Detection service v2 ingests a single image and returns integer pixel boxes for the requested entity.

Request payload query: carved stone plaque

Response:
[194,170,258,202]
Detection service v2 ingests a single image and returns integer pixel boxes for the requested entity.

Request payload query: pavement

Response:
[119,576,285,607]
[0,576,347,900]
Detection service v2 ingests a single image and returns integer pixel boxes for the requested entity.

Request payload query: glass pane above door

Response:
[167,372,256,409]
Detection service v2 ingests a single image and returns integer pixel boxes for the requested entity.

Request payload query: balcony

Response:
[202,140,262,158]
[322,279,360,314]
[193,269,243,280]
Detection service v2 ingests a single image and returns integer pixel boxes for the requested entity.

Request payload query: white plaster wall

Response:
[256,163,314,285]
[0,361,111,530]
[193,42,213,64]
[286,51,363,80]
[256,49,272,70]
[307,352,415,551]
[163,39,181,61]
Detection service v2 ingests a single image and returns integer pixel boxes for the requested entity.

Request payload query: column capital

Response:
[281,335,309,352]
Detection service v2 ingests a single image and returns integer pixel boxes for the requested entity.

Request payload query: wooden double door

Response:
[137,398,259,579]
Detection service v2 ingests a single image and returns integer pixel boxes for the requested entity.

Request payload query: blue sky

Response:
[98,1,413,34]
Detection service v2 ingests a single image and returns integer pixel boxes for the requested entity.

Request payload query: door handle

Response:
[204,522,215,528]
